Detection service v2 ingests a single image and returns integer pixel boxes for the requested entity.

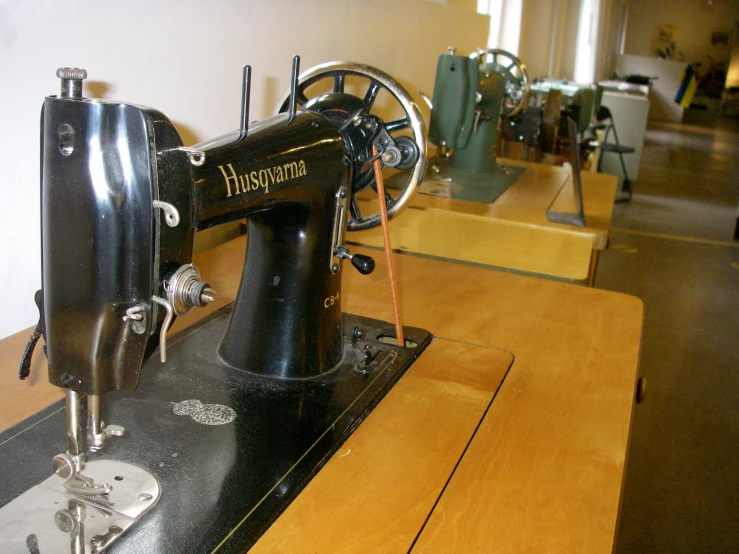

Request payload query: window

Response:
[574,0,601,82]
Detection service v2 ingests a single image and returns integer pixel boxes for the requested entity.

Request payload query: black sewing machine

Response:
[0,58,429,553]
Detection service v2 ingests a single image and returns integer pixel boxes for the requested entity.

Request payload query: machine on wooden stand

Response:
[1,57,429,553]
[425,47,532,203]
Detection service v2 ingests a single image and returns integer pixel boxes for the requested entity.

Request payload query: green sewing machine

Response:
[425,48,531,203]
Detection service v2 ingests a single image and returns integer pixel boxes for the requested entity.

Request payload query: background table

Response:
[353,158,617,284]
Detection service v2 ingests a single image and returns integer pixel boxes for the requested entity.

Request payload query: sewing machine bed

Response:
[421,164,527,204]
[0,307,432,553]
[387,164,526,204]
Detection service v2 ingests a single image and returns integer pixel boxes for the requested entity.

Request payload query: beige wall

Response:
[560,0,581,79]
[519,0,580,80]
[519,0,559,78]
[595,0,628,81]
[434,0,479,11]
[0,0,489,339]
[624,0,739,69]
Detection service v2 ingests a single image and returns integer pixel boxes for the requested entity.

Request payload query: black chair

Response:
[595,105,635,201]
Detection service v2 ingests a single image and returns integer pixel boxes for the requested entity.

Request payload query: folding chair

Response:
[595,105,635,201]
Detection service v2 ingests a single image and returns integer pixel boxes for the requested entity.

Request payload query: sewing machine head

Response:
[16,58,427,529]
[428,47,529,173]
[37,58,425,390]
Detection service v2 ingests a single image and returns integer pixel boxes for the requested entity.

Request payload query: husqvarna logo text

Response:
[218,160,308,197]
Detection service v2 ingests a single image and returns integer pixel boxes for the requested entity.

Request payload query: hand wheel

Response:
[279,62,427,231]
[470,49,530,118]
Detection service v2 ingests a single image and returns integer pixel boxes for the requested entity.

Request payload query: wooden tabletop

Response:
[1,235,642,553]
[350,203,595,282]
[352,159,617,283]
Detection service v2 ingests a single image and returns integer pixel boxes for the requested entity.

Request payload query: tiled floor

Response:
[595,114,739,553]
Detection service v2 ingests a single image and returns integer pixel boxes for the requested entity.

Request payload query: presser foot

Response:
[0,460,161,554]
[52,451,113,496]
[62,474,113,496]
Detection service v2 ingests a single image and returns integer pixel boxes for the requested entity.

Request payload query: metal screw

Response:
[331,263,340,273]
[200,287,216,304]
[352,327,365,341]
[52,453,76,479]
[56,68,87,80]
[56,67,87,99]
[60,373,75,388]
[381,150,400,165]
[54,510,76,533]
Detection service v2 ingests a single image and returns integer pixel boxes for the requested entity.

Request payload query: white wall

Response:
[0,0,489,339]
[623,0,739,68]
[615,54,688,122]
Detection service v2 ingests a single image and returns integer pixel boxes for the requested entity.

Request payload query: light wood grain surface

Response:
[350,204,594,281]
[0,329,64,432]
[337,240,641,553]
[251,339,513,553]
[412,159,617,250]
[1,235,643,553]
[352,159,617,284]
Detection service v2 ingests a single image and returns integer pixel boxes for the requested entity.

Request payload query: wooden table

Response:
[352,158,617,284]
[1,235,642,552]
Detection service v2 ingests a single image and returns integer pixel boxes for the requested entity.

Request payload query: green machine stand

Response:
[426,48,530,203]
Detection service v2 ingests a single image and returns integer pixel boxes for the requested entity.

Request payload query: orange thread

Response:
[372,145,404,346]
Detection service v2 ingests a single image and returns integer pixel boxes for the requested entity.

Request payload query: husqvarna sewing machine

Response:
[0,58,429,553]
[425,48,531,203]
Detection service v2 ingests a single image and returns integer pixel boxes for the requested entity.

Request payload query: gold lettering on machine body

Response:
[324,291,340,309]
[218,161,308,198]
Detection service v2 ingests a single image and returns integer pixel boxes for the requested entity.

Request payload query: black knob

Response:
[351,254,375,275]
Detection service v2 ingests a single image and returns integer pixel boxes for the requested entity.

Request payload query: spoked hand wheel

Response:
[470,49,530,118]
[279,62,427,231]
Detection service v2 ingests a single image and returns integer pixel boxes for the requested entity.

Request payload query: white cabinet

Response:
[599,91,650,189]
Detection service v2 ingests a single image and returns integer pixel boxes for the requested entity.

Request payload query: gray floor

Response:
[594,113,739,553]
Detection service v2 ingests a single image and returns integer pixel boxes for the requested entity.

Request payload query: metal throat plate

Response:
[0,310,431,553]
[0,460,160,554]
[420,163,526,203]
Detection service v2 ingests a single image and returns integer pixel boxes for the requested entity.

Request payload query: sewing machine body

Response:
[43,96,351,391]
[425,50,527,203]
[2,60,429,552]
[429,52,504,172]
